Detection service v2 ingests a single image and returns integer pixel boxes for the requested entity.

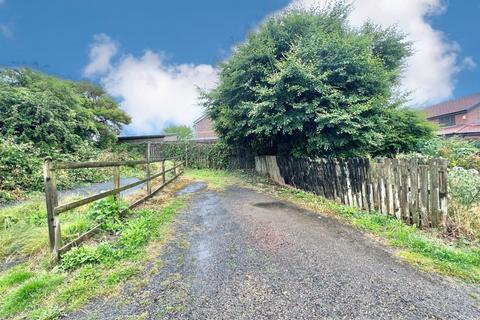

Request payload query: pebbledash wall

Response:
[255,156,448,228]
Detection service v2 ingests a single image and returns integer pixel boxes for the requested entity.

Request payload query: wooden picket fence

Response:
[255,156,448,228]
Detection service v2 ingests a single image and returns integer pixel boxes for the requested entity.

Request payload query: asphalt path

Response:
[69,182,480,319]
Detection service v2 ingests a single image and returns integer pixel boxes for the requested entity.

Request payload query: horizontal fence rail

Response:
[255,156,448,228]
[44,154,184,261]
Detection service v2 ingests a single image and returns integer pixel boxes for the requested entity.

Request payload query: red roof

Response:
[423,93,480,119]
[438,124,480,136]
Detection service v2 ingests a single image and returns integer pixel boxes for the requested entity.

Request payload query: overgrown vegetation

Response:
[401,137,480,241]
[446,167,480,240]
[0,189,186,319]
[205,6,435,158]
[185,169,480,283]
[155,140,250,169]
[0,68,134,203]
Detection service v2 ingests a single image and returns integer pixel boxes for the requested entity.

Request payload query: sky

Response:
[0,0,478,134]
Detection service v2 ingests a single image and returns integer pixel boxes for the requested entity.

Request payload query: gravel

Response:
[67,184,480,319]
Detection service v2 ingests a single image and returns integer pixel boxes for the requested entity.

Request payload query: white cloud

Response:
[84,34,218,134]
[462,56,477,70]
[84,34,119,77]
[287,0,460,106]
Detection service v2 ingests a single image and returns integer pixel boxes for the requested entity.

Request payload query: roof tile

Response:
[424,93,480,118]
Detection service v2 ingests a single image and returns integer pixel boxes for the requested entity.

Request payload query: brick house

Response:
[193,114,218,142]
[423,93,480,139]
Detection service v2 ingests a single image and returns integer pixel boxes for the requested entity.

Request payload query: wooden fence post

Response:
[44,159,62,260]
[400,159,411,223]
[438,158,448,227]
[162,160,166,184]
[185,142,188,168]
[44,159,57,251]
[409,159,419,226]
[366,158,374,212]
[146,142,152,195]
[113,166,120,202]
[419,164,429,227]
[391,158,401,220]
[384,159,393,216]
[429,159,440,227]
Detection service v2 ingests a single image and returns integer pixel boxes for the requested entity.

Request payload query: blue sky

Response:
[0,0,289,77]
[0,0,478,134]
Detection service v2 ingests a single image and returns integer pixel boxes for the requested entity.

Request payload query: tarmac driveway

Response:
[70,182,480,319]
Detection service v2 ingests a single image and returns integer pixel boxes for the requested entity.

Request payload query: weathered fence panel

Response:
[255,156,448,228]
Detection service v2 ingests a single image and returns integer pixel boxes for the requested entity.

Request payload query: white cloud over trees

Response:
[84,34,218,134]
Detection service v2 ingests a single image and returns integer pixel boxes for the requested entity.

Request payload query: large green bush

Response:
[205,6,434,158]
[0,68,136,203]
[0,68,130,152]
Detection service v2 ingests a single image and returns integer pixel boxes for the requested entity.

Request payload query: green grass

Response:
[0,196,95,260]
[0,195,186,319]
[185,169,480,283]
[185,169,245,189]
[0,273,64,318]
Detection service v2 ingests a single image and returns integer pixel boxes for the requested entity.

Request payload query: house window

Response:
[439,115,455,127]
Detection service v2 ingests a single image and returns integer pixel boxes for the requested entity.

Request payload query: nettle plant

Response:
[86,197,129,232]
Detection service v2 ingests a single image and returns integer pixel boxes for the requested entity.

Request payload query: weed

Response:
[59,245,103,271]
[87,197,129,232]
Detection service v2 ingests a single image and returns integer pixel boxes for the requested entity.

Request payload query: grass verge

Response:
[185,169,480,283]
[0,179,187,319]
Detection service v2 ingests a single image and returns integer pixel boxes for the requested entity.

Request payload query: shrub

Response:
[446,167,480,240]
[155,141,245,169]
[419,137,480,170]
[0,139,43,197]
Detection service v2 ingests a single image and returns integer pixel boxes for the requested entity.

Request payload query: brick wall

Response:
[194,116,218,139]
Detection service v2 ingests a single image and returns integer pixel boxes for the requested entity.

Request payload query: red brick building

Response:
[423,93,480,139]
[193,114,218,142]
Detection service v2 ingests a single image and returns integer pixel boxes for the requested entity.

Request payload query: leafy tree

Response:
[163,124,193,141]
[205,6,434,158]
[0,68,130,152]
[376,107,436,156]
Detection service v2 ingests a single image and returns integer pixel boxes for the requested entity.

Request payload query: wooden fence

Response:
[44,156,184,261]
[255,156,448,228]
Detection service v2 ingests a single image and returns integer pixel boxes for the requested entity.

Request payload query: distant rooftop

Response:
[117,134,177,143]
[423,93,480,119]
[118,134,166,141]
